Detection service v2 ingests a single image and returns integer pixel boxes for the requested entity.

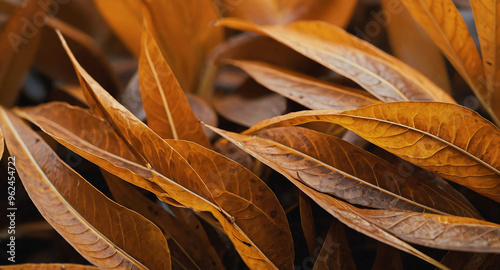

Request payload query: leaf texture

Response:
[227,60,380,110]
[0,108,171,270]
[210,126,500,265]
[207,126,450,268]
[215,18,455,104]
[52,32,295,270]
[104,173,224,270]
[242,102,500,202]
[470,0,500,125]
[210,126,481,218]
[401,0,499,125]
[139,30,210,147]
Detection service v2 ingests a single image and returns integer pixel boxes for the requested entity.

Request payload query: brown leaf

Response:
[241,102,500,202]
[104,173,224,270]
[219,0,358,27]
[312,220,356,270]
[0,264,99,270]
[299,192,317,258]
[53,32,295,269]
[206,128,449,268]
[382,0,451,93]
[401,0,499,125]
[226,60,380,110]
[0,108,171,269]
[209,126,481,218]
[213,79,287,127]
[0,0,45,107]
[139,30,210,147]
[94,0,142,56]
[215,18,455,104]
[142,0,223,93]
[470,0,500,126]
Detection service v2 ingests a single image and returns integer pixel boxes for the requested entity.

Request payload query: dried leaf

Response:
[206,127,449,268]
[382,0,451,93]
[139,30,210,147]
[210,126,481,218]
[0,264,99,270]
[215,18,455,104]
[94,0,142,56]
[227,60,380,110]
[242,102,500,202]
[0,0,45,107]
[312,220,356,270]
[104,173,224,270]
[401,0,499,125]
[470,0,500,125]
[210,125,500,266]
[0,108,171,269]
[299,192,317,257]
[54,32,295,269]
[142,0,223,93]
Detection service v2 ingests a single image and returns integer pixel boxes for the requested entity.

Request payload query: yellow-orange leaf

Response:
[0,108,171,270]
[215,18,455,104]
[56,32,295,269]
[139,30,210,147]
[401,0,499,125]
[227,60,380,110]
[243,102,500,202]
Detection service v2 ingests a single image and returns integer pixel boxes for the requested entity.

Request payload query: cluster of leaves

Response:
[0,0,499,269]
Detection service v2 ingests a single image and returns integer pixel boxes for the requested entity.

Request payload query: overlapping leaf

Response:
[401,0,499,125]
[0,108,171,270]
[227,60,380,110]
[139,30,210,147]
[104,173,224,270]
[241,102,500,202]
[29,31,295,270]
[211,126,500,267]
[215,18,455,104]
[211,126,481,217]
